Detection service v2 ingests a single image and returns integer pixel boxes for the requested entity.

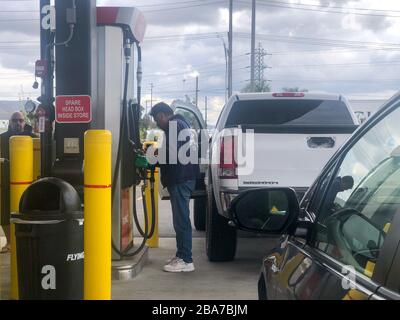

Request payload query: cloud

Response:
[100,0,224,27]
[355,15,393,32]
[1,0,400,124]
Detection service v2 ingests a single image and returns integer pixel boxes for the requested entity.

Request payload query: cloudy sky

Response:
[1,0,400,124]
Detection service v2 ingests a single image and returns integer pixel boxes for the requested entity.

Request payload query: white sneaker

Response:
[165,256,179,263]
[163,258,195,273]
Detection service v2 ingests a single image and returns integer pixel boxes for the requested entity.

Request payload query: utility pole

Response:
[217,34,228,103]
[195,76,199,108]
[228,0,233,98]
[204,96,208,128]
[254,42,271,91]
[150,82,153,111]
[250,0,256,92]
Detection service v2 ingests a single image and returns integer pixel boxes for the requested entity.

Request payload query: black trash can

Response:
[11,177,84,300]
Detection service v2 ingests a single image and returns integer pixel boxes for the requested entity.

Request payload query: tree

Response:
[281,87,308,92]
[241,80,271,93]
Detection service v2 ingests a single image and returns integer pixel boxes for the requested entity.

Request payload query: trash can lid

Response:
[18,177,83,220]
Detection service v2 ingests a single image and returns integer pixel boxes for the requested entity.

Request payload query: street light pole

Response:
[195,76,199,108]
[217,34,228,103]
[204,96,208,128]
[250,0,256,92]
[150,82,153,111]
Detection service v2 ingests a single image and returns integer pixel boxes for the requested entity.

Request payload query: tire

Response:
[194,197,206,231]
[206,189,237,261]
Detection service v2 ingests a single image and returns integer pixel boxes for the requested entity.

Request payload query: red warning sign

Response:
[56,95,91,123]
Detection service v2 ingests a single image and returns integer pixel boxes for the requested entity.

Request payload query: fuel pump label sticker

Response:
[56,95,91,123]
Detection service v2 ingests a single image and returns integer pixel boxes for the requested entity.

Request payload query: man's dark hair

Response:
[150,102,173,117]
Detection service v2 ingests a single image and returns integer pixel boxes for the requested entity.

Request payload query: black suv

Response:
[229,92,400,300]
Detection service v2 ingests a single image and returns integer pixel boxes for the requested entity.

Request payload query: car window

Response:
[225,99,354,127]
[311,105,400,279]
[175,108,202,131]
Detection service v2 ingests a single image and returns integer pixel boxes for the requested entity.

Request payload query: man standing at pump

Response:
[150,102,199,272]
[0,111,36,253]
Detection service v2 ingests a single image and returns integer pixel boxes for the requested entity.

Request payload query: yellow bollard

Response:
[33,138,41,181]
[10,136,33,300]
[84,130,111,300]
[145,169,159,248]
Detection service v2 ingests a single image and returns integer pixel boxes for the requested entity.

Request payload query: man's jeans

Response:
[167,180,196,263]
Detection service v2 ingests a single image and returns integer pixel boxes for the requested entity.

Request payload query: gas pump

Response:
[96,6,157,260]
[32,1,157,280]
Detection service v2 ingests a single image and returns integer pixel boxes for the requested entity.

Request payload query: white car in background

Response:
[205,92,359,262]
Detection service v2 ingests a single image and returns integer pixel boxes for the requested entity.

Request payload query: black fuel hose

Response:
[132,168,156,240]
[111,54,146,257]
[111,39,150,258]
[111,37,157,258]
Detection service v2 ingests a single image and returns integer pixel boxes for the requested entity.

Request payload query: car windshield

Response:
[225,99,354,126]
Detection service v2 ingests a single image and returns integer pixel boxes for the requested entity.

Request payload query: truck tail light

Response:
[219,135,237,179]
[272,92,305,97]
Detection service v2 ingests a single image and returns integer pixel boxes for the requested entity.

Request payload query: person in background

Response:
[0,112,36,253]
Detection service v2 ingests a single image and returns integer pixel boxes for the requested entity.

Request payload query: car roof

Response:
[235,92,342,101]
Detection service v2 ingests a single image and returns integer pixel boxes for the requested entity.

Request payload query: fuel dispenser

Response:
[54,2,158,269]
[8,1,158,300]
[95,6,157,263]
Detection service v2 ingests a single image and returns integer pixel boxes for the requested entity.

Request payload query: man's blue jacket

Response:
[159,114,199,188]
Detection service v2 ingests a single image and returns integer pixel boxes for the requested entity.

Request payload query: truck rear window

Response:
[225,99,354,127]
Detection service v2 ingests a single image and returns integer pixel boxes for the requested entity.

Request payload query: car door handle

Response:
[266,256,279,273]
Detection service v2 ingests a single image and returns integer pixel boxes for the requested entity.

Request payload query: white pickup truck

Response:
[205,92,359,261]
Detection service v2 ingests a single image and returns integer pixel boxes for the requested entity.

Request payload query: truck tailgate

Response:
[237,132,350,188]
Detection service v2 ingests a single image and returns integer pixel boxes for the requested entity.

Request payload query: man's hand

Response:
[144,142,159,156]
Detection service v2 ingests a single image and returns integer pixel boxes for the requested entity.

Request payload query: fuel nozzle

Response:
[135,152,149,170]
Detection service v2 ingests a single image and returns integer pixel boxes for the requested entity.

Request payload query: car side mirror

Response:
[229,187,300,234]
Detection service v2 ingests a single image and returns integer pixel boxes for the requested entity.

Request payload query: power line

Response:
[257,0,400,14]
[268,47,400,55]
[0,11,38,13]
[142,0,225,13]
[236,32,400,50]
[237,0,400,18]
[143,55,247,79]
[272,61,400,68]
[2,31,399,49]
[0,39,38,42]
[269,78,400,83]
[137,0,221,8]
[0,19,38,22]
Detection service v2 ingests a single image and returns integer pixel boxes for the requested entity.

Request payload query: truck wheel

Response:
[206,191,237,261]
[194,198,206,231]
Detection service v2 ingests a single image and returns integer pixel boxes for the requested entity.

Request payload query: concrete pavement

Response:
[0,194,279,300]
[112,236,277,300]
